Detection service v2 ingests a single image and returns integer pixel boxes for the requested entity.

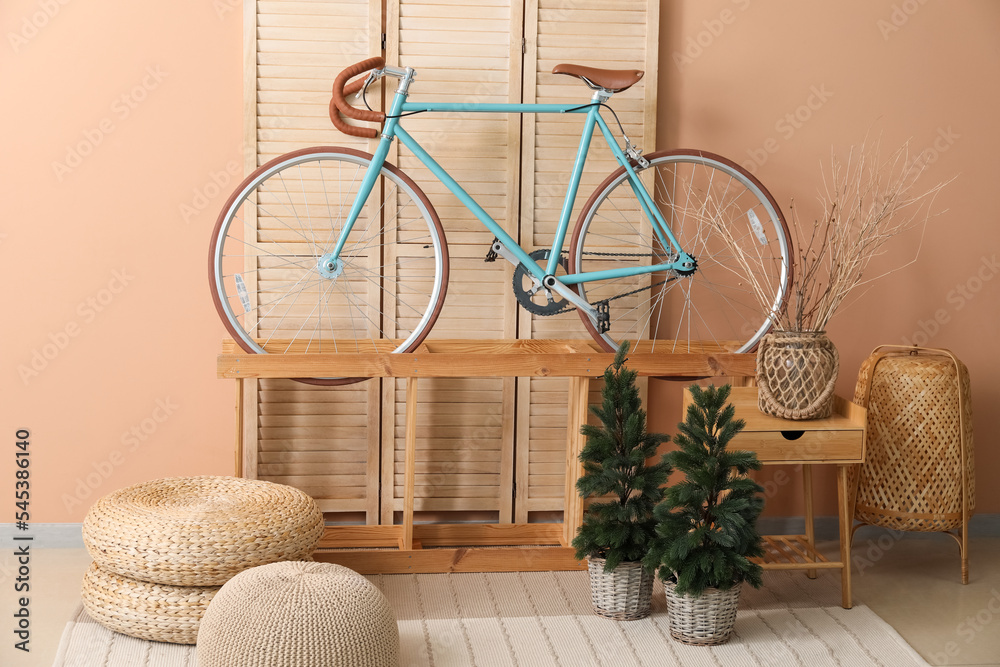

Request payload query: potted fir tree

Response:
[645,384,765,645]
[572,342,670,620]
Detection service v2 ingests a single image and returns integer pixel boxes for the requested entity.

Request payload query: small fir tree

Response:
[644,384,765,596]
[572,341,671,572]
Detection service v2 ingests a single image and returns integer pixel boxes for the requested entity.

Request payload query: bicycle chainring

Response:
[512,249,572,316]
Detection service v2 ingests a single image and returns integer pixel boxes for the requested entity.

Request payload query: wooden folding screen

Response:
[243,0,658,526]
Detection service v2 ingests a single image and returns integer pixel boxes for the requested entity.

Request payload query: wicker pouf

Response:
[853,345,975,582]
[197,561,399,667]
[81,562,218,644]
[83,476,324,586]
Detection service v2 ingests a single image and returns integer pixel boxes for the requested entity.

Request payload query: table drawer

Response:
[733,429,864,463]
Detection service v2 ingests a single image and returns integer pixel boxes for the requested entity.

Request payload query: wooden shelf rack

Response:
[219,339,754,573]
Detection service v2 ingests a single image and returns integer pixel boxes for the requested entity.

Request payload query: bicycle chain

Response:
[513,249,675,318]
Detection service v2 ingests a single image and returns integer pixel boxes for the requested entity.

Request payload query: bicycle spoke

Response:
[349,265,433,320]
[296,164,319,254]
[211,151,448,382]
[572,153,790,354]
[274,170,320,256]
[232,210,311,262]
[260,269,315,347]
[321,162,362,250]
[236,277,326,319]
[289,280,331,355]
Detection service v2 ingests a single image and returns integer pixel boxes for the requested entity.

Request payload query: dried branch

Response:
[696,137,951,332]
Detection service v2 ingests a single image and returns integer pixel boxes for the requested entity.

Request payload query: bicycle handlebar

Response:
[329,56,386,139]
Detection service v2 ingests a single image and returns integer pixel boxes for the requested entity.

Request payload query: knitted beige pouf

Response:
[197,561,399,667]
[83,476,324,586]
[81,563,219,644]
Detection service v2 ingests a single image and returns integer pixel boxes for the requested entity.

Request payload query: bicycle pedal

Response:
[596,300,610,334]
[485,236,499,262]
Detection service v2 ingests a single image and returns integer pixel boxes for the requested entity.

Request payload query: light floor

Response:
[4,535,999,667]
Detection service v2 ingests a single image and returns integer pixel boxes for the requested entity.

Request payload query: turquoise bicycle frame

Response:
[329,78,694,288]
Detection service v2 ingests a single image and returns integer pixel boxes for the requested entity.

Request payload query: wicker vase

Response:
[587,558,653,620]
[663,579,741,646]
[757,331,839,420]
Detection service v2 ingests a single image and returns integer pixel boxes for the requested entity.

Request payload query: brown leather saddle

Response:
[552,64,644,93]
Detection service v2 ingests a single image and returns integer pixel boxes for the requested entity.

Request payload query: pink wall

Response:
[3,0,997,522]
[649,0,1000,516]
[1,0,242,522]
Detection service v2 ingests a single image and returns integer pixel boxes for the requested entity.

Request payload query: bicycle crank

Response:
[512,249,573,316]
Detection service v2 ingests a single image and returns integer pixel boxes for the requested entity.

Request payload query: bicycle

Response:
[210,57,791,385]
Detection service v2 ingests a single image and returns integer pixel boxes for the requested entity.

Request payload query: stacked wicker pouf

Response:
[197,561,399,667]
[81,476,324,644]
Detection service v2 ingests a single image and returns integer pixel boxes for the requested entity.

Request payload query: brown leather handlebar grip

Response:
[330,56,386,139]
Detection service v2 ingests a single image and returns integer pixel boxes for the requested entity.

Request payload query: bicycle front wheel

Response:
[209,147,449,385]
[568,150,791,354]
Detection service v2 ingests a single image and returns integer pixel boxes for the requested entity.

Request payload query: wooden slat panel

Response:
[390,371,506,514]
[318,523,563,548]
[387,0,521,246]
[254,379,379,521]
[248,0,382,526]
[381,247,514,522]
[381,0,522,525]
[516,0,657,522]
[254,0,377,164]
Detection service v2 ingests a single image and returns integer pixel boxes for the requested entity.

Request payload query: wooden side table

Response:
[683,387,866,609]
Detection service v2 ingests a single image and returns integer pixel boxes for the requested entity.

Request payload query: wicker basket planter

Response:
[663,579,741,646]
[81,563,218,644]
[757,331,839,420]
[587,558,654,620]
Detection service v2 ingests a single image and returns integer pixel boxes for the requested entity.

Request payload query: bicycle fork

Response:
[322,65,414,278]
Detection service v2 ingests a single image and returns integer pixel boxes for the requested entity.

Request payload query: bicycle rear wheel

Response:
[568,149,791,354]
[209,147,449,385]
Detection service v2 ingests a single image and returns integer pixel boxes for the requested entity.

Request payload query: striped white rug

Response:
[54,570,928,667]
